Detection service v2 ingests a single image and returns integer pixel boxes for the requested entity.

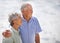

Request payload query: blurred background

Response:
[0,0,60,43]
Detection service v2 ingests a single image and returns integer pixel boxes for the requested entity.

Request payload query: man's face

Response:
[13,16,22,26]
[21,4,33,19]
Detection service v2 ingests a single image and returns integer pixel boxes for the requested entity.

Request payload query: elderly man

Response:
[2,3,42,43]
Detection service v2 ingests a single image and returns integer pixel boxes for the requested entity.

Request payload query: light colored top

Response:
[19,17,42,43]
[2,27,22,43]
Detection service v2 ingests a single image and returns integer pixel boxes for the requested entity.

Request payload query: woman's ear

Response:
[12,20,16,25]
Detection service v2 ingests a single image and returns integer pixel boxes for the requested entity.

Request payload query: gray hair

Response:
[8,13,21,23]
[21,3,32,11]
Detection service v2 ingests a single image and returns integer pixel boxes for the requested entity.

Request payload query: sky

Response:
[0,0,60,43]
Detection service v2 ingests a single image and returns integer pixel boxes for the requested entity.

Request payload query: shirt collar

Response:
[22,16,33,23]
[11,27,19,34]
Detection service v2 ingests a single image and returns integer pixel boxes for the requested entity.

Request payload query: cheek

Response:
[22,11,32,17]
[24,12,28,15]
[22,11,26,14]
[27,10,33,15]
[19,20,21,24]
[22,10,29,14]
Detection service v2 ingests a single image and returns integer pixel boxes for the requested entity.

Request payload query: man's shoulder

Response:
[32,17,38,21]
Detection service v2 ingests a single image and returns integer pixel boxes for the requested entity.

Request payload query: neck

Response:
[23,16,31,22]
[12,24,19,31]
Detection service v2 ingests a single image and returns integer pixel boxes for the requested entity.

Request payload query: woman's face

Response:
[13,16,22,27]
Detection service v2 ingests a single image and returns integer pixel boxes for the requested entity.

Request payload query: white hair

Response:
[8,13,21,23]
[21,3,32,11]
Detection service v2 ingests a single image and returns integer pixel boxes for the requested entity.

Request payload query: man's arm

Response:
[35,33,40,43]
[34,17,42,43]
[2,37,13,43]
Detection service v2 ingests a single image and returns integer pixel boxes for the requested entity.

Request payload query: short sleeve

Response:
[35,18,42,34]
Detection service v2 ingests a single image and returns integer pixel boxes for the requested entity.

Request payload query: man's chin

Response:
[19,24,22,27]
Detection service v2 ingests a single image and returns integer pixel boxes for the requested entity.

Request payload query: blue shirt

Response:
[19,17,42,43]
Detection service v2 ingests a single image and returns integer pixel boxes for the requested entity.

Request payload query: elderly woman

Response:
[2,13,22,43]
